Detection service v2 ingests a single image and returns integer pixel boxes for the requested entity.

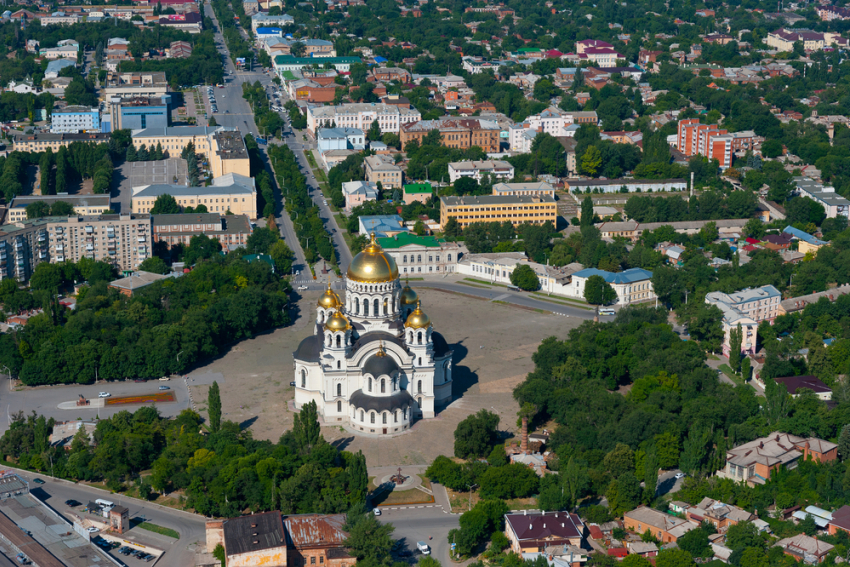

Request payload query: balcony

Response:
[85,226,93,233]
[55,256,64,262]
[55,245,64,252]
[86,245,94,252]
[137,237,147,243]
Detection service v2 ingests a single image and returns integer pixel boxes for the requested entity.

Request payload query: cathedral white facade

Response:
[293,235,453,435]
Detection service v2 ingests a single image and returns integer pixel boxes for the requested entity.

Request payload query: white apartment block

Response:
[705,285,781,358]
[509,109,598,151]
[48,214,152,271]
[307,103,421,135]
[447,160,514,183]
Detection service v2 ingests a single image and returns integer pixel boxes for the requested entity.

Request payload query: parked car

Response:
[98,392,110,398]
[417,542,430,555]
[674,472,686,479]
[373,508,381,516]
[87,527,99,533]
[64,499,80,507]
[158,386,170,391]
[290,381,296,387]
[31,478,45,485]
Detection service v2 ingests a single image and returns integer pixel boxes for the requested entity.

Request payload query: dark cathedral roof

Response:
[350,331,408,355]
[293,334,322,362]
[363,353,400,377]
[349,389,414,413]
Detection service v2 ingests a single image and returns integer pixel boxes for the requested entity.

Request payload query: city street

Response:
[9,469,206,567]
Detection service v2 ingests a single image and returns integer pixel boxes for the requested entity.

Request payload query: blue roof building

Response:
[358,215,407,238]
[256,27,283,37]
[569,267,655,306]
[783,226,828,247]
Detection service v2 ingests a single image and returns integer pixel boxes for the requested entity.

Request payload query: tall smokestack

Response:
[521,416,529,454]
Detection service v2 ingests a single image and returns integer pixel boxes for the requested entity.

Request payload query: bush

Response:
[454,409,500,459]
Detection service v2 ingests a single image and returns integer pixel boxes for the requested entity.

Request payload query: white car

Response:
[87,527,99,533]
[98,392,111,398]
[297,285,308,290]
[373,508,381,516]
[674,472,686,479]
[417,542,430,555]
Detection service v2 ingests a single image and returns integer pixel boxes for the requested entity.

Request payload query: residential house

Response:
[402,183,433,205]
[773,375,832,400]
[317,128,366,152]
[283,514,355,567]
[364,155,403,190]
[779,284,850,315]
[717,432,838,486]
[109,271,170,297]
[504,511,586,554]
[447,160,514,183]
[685,498,755,532]
[774,534,834,564]
[793,177,849,219]
[342,181,379,210]
[623,506,695,543]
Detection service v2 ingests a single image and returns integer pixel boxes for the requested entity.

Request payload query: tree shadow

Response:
[239,416,258,430]
[109,167,128,213]
[331,436,354,451]
[448,340,477,400]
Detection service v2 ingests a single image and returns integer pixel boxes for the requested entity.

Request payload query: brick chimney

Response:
[521,416,529,454]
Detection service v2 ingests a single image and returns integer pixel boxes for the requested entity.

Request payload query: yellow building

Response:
[131,172,257,219]
[12,132,110,152]
[8,195,112,223]
[131,126,251,179]
[439,194,557,229]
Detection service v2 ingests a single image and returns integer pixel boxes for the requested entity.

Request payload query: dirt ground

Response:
[188,288,580,466]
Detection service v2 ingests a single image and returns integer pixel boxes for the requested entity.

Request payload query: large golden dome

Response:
[400,283,418,305]
[347,233,399,283]
[405,301,431,329]
[325,310,351,331]
[318,281,341,309]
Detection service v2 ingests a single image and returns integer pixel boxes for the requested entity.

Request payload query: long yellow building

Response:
[131,172,257,219]
[131,126,251,179]
[440,194,558,229]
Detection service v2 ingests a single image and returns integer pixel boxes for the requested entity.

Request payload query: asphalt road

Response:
[12,470,206,567]
[379,505,460,567]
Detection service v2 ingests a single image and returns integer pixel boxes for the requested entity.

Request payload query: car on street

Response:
[98,392,111,398]
[674,472,686,479]
[64,500,81,507]
[290,381,296,387]
[158,386,170,390]
[32,478,45,485]
[87,527,99,533]
[373,508,381,516]
[417,542,430,555]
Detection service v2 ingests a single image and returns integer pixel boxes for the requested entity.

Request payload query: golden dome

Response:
[347,233,399,283]
[400,283,418,305]
[318,281,342,309]
[405,301,431,329]
[324,310,351,332]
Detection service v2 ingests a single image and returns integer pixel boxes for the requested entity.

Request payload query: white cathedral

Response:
[293,234,454,435]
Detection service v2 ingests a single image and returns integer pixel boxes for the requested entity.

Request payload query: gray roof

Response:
[349,389,414,413]
[133,183,254,197]
[222,511,285,557]
[294,333,322,362]
[441,194,555,206]
[318,127,364,139]
[10,194,110,208]
[363,353,400,377]
[131,125,224,138]
[45,58,76,74]
[109,271,169,291]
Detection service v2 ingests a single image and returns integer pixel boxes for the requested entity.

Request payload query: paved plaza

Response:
[188,287,581,465]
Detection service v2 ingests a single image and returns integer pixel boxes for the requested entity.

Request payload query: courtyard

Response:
[188,287,581,466]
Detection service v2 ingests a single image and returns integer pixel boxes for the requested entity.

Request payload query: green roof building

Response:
[273,55,361,73]
[403,183,433,204]
[376,233,460,276]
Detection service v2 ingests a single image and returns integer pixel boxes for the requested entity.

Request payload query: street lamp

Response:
[466,484,478,511]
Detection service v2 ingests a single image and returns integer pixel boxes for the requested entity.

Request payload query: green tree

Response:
[729,324,743,372]
[125,143,137,162]
[367,119,382,141]
[208,380,221,432]
[344,505,395,565]
[208,115,218,127]
[510,265,540,291]
[676,526,712,558]
[580,145,602,177]
[580,196,594,227]
[246,227,279,254]
[741,356,751,381]
[444,218,461,239]
[643,448,658,504]
[26,202,51,220]
[50,201,75,216]
[269,240,294,275]
[138,257,170,275]
[839,424,850,461]
[150,194,181,214]
[454,409,499,459]
[39,148,53,195]
[289,400,323,455]
[413,221,426,236]
[655,548,695,567]
[584,275,617,305]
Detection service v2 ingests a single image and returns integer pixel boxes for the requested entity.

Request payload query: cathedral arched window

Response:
[383,300,388,316]
[337,400,342,413]
[355,297,360,314]
[319,311,324,324]
[373,298,379,316]
[301,369,306,388]
[337,383,342,397]
[336,335,341,348]
[360,410,364,421]
[382,412,387,424]
[364,301,369,316]
[381,379,385,393]
[418,357,422,365]
[403,407,408,419]
[392,377,397,391]
[368,377,372,392]
[394,410,399,423]
[417,380,422,393]
[417,332,423,344]
[370,412,375,424]
[337,360,341,369]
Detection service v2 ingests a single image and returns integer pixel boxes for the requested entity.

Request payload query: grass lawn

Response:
[138,522,179,539]
[464,278,507,288]
[718,363,745,386]
[529,294,594,310]
[457,281,492,290]
[370,475,435,506]
[305,151,318,169]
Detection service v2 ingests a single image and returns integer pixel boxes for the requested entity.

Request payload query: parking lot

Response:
[110,158,189,214]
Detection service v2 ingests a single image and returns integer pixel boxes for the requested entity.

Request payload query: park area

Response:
[187,286,581,466]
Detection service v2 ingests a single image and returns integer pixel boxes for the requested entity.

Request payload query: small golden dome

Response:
[400,282,418,305]
[405,301,431,329]
[347,233,399,283]
[324,310,351,332]
[318,281,341,309]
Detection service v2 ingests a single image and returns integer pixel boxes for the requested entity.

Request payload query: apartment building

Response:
[364,155,403,190]
[567,178,687,194]
[401,118,500,153]
[8,194,111,223]
[130,126,250,179]
[766,28,847,51]
[504,511,586,554]
[152,213,252,250]
[307,103,421,135]
[104,71,168,99]
[793,176,850,219]
[0,220,50,282]
[447,160,514,183]
[717,432,837,486]
[491,182,555,198]
[132,172,258,219]
[677,119,754,169]
[509,109,599,149]
[109,95,171,131]
[12,132,110,152]
[250,11,294,31]
[39,11,82,24]
[440,195,557,229]
[705,285,781,358]
[50,106,100,134]
[39,42,79,59]
[377,233,462,275]
[48,214,152,270]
